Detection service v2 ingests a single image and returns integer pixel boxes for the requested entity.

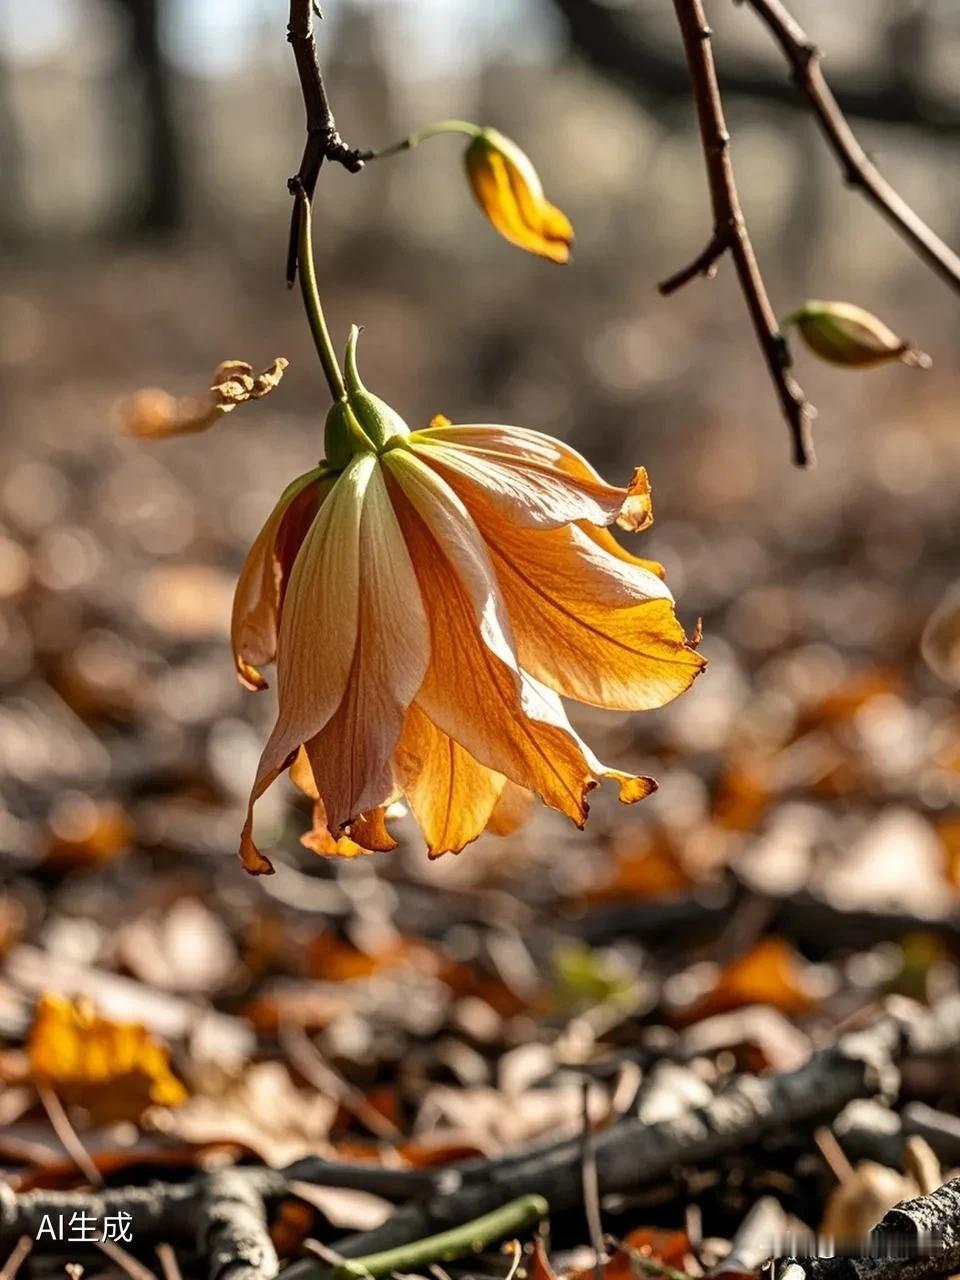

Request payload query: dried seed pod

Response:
[783,300,931,369]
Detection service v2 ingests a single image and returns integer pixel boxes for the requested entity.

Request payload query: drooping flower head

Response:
[233,328,703,871]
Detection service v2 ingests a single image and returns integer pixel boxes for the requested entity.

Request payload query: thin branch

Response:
[37,1084,103,1188]
[744,0,960,296]
[545,0,960,137]
[286,0,365,285]
[0,1160,444,1250]
[280,1009,920,1276]
[580,1079,605,1280]
[660,0,815,468]
[328,1195,548,1280]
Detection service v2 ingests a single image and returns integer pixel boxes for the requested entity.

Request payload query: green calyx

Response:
[321,327,411,468]
[324,398,374,469]
[343,325,410,451]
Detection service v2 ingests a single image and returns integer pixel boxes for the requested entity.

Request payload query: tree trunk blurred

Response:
[113,0,182,236]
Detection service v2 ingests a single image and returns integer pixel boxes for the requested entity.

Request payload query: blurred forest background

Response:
[2,3,960,1252]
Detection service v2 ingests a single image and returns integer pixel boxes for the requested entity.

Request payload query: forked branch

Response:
[286,0,365,285]
[660,0,815,467]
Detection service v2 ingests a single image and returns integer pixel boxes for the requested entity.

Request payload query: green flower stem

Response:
[330,1194,549,1280]
[294,184,346,403]
[364,118,483,160]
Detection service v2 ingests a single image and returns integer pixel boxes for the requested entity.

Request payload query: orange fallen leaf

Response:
[305,933,442,983]
[570,1229,692,1280]
[675,937,819,1025]
[585,837,692,903]
[712,764,770,832]
[936,818,960,889]
[28,993,187,1124]
[45,796,132,866]
[800,668,901,730]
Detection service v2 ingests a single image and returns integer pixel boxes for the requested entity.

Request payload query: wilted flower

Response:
[464,128,574,264]
[118,358,288,439]
[234,329,703,872]
[783,301,930,370]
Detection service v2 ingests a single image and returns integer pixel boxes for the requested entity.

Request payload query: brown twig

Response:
[0,1239,32,1280]
[278,1011,911,1275]
[744,0,960,296]
[580,1079,605,1280]
[0,1160,444,1251]
[286,0,365,285]
[659,0,816,468]
[776,1177,960,1280]
[37,1084,103,1189]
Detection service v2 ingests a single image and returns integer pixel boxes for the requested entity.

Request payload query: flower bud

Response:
[324,398,373,468]
[464,128,573,264]
[783,301,931,370]
[343,326,409,451]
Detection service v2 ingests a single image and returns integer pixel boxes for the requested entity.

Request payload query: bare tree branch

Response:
[744,0,960,296]
[661,0,816,468]
[546,0,960,138]
[286,0,365,285]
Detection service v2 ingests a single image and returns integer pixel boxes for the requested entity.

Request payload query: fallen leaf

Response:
[571,1229,692,1280]
[116,898,237,995]
[28,993,187,1123]
[155,1060,335,1167]
[44,795,132,866]
[675,938,819,1025]
[821,1160,919,1244]
[585,837,693,903]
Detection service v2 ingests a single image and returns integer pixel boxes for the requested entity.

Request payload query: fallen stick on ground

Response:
[284,1014,912,1275]
[776,1177,960,1280]
[9,1000,960,1280]
[0,1159,446,1251]
[200,1171,279,1280]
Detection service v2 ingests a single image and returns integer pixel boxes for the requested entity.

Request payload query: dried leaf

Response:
[117,357,288,439]
[571,1229,691,1280]
[821,1160,919,1243]
[155,1060,335,1167]
[28,994,187,1123]
[676,937,819,1025]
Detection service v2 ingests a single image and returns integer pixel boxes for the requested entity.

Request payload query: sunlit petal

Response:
[304,463,429,831]
[231,467,330,691]
[238,456,373,871]
[470,511,704,710]
[395,703,508,856]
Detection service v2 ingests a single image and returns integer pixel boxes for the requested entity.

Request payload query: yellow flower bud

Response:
[464,128,573,264]
[783,301,930,370]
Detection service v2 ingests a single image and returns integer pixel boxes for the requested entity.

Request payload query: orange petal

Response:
[410,439,635,531]
[303,461,429,833]
[238,456,373,872]
[390,476,655,822]
[231,467,330,691]
[466,143,571,264]
[501,151,573,261]
[471,510,704,710]
[394,703,508,857]
[486,780,534,837]
[301,800,397,857]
